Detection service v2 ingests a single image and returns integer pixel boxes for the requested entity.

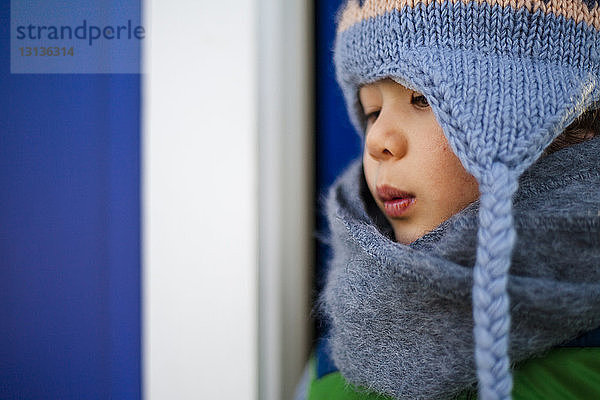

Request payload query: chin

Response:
[392,228,419,245]
[391,222,434,244]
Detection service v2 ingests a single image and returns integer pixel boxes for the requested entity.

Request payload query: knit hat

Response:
[332,1,600,399]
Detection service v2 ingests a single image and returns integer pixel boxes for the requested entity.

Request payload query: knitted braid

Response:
[473,162,518,400]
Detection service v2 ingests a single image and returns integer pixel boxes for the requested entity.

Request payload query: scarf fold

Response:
[321,136,600,400]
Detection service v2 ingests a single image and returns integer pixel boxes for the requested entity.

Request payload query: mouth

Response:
[376,184,416,218]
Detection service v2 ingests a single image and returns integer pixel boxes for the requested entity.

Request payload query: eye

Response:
[411,93,430,108]
[365,110,380,125]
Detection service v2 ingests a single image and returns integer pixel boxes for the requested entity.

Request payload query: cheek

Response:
[362,153,389,214]
[429,145,479,201]
[362,152,377,194]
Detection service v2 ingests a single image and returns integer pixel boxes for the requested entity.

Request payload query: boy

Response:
[297,1,600,399]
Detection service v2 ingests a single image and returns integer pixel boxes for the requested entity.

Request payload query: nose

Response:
[364,112,408,161]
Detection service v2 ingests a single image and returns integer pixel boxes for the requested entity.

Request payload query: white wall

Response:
[143,1,313,399]
[143,1,258,399]
[257,0,314,399]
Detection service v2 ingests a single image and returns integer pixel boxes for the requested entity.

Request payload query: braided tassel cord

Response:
[472,162,518,400]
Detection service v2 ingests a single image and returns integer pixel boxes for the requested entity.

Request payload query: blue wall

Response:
[314,0,361,338]
[0,1,141,398]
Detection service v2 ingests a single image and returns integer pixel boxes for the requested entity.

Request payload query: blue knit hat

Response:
[333,1,600,399]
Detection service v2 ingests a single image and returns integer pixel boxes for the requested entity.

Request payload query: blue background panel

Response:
[313,0,361,341]
[314,0,361,289]
[0,1,141,399]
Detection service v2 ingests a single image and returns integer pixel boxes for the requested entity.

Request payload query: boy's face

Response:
[359,78,480,244]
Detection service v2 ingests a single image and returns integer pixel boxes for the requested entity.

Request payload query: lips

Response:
[376,184,415,217]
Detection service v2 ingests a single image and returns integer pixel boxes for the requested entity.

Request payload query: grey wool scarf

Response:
[320,136,600,400]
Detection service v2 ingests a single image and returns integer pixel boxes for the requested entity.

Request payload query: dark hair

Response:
[543,107,600,156]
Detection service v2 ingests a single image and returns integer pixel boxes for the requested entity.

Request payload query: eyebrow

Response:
[358,86,377,104]
[357,91,368,110]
